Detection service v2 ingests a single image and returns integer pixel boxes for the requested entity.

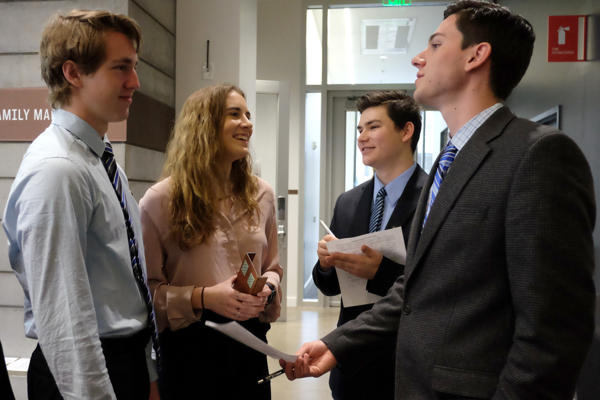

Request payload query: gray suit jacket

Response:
[323,107,596,399]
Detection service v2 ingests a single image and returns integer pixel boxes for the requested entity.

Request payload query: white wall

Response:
[257,0,303,306]
[499,0,600,293]
[176,0,257,117]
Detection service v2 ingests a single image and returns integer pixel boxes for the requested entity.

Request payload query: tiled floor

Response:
[268,306,339,400]
[4,306,340,400]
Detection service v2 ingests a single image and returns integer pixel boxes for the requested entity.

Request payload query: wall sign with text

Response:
[0,87,126,142]
[548,15,587,62]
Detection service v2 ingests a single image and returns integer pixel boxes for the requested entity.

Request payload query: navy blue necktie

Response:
[101,142,160,361]
[423,141,458,227]
[369,186,387,233]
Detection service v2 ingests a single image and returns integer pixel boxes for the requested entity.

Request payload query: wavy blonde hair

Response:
[162,83,260,250]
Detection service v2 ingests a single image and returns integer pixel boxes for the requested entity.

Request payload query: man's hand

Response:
[326,245,383,280]
[317,234,337,270]
[278,340,337,380]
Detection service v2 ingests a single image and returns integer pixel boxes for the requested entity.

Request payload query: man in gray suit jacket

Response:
[281,1,596,399]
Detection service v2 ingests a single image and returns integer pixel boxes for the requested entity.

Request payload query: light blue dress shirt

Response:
[449,103,503,154]
[372,161,418,231]
[2,109,156,399]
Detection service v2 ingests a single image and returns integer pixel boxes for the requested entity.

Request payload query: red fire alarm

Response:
[548,15,588,62]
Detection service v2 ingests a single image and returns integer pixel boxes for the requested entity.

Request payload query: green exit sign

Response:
[383,0,412,6]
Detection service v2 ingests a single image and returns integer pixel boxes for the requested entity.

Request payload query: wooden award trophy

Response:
[232,252,267,295]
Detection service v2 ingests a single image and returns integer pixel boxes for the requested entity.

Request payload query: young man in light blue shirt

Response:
[3,10,158,400]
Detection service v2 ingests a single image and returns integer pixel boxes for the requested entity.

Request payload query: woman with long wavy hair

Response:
[139,83,282,399]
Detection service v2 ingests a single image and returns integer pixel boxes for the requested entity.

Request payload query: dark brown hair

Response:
[356,91,422,153]
[40,9,142,108]
[444,0,535,100]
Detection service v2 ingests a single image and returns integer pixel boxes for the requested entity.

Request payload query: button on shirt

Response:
[372,161,418,230]
[2,109,155,399]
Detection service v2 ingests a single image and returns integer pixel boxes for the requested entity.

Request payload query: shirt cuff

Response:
[166,285,199,331]
[366,256,404,297]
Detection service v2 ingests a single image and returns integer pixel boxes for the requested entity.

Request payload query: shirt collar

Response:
[51,109,107,157]
[449,103,503,151]
[373,161,417,207]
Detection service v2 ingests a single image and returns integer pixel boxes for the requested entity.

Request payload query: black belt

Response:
[100,327,151,356]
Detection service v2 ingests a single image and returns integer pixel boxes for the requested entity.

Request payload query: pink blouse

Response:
[139,177,283,333]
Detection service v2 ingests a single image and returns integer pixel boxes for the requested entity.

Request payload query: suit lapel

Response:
[407,107,517,274]
[350,178,374,236]
[385,165,427,230]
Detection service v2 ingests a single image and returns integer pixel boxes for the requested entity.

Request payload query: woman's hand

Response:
[252,283,273,306]
[200,275,267,321]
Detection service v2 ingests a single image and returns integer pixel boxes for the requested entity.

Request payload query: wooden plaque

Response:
[232,252,267,296]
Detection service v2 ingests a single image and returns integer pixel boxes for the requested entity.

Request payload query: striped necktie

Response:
[369,186,387,233]
[423,142,458,227]
[101,142,160,361]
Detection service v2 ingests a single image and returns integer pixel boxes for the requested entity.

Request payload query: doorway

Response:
[299,0,451,307]
[253,80,290,320]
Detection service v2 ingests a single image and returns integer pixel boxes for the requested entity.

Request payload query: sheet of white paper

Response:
[205,320,298,363]
[326,227,406,307]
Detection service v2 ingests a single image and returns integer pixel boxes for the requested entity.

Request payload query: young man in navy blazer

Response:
[284,1,596,399]
[313,91,428,400]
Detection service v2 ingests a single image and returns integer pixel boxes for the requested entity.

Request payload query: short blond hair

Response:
[40,9,142,109]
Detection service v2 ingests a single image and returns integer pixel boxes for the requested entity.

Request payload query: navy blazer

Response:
[313,164,428,326]
[312,165,428,400]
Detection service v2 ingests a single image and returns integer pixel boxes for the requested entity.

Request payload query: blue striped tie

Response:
[423,142,458,227]
[369,186,387,233]
[101,142,160,362]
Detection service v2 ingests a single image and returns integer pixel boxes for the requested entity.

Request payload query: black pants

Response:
[158,310,271,400]
[0,339,16,400]
[329,354,395,400]
[28,329,151,400]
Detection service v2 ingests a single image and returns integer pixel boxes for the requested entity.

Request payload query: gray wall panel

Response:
[0,143,30,178]
[137,60,175,107]
[0,55,45,89]
[124,144,164,182]
[0,2,65,54]
[131,0,176,34]
[0,272,24,307]
[0,178,14,217]
[0,238,10,273]
[0,1,128,54]
[129,180,153,202]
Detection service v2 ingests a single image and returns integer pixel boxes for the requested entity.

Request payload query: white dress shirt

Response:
[2,109,156,400]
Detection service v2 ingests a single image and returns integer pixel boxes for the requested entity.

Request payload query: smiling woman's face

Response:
[220,90,253,164]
